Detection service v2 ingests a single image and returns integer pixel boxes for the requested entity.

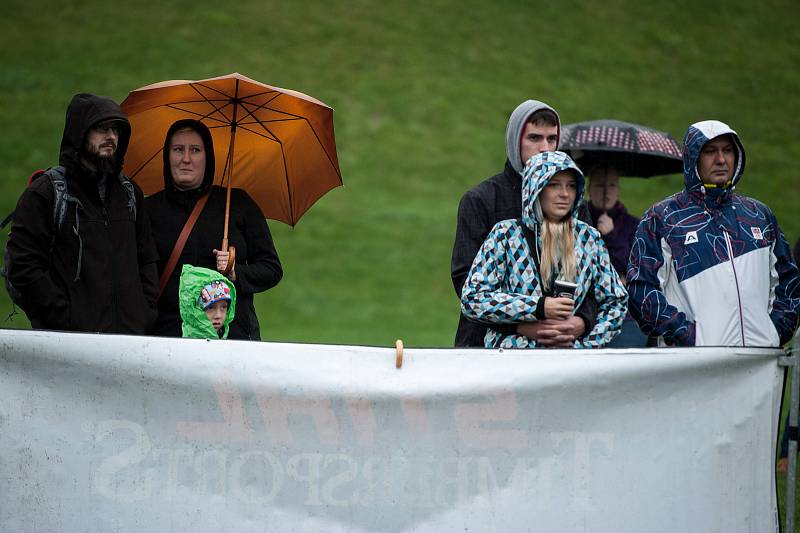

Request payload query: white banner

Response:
[0,330,783,532]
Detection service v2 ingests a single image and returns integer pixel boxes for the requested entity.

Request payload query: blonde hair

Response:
[539,218,576,286]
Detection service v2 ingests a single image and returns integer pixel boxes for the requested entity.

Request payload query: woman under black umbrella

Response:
[560,120,684,348]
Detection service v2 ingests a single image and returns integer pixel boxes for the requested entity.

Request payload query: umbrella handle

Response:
[221,245,236,276]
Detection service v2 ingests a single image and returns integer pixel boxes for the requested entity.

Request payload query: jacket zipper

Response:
[103,204,119,331]
[723,230,746,346]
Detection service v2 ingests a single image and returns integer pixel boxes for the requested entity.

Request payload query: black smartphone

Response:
[554,279,578,300]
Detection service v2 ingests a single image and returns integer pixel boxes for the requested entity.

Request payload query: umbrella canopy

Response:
[559,119,682,178]
[121,73,342,226]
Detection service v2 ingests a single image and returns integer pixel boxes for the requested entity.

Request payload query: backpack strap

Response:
[118,174,137,220]
[158,193,210,298]
[47,167,71,230]
[45,166,87,281]
[0,211,13,230]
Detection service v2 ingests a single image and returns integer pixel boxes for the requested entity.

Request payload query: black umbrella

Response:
[560,119,683,177]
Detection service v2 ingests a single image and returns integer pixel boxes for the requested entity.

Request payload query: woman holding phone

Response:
[461,151,627,349]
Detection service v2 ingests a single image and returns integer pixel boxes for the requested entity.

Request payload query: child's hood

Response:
[179,264,237,339]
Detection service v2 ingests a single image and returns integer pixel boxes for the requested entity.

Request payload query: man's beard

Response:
[82,144,117,176]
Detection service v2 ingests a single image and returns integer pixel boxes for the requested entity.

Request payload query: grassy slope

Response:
[2,0,797,346]
[1,0,799,526]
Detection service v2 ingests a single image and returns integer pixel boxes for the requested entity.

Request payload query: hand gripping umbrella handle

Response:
[222,245,236,276]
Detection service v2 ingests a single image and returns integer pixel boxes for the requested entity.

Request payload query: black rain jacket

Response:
[146,119,283,340]
[7,93,159,333]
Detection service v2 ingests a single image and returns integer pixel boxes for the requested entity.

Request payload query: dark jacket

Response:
[146,120,282,340]
[7,93,159,333]
[587,202,640,278]
[452,161,525,346]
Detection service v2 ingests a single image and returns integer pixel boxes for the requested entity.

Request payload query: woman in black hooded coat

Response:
[145,119,282,340]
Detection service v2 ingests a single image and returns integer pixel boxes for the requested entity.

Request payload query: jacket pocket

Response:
[43,289,71,331]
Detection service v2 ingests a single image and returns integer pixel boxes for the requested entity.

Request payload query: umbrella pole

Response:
[220,132,237,275]
[221,87,239,275]
[222,127,236,251]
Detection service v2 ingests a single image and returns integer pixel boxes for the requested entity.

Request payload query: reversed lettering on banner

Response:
[89,413,617,510]
[0,332,782,532]
[176,379,252,442]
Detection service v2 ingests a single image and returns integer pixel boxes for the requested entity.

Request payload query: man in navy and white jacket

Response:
[627,120,800,347]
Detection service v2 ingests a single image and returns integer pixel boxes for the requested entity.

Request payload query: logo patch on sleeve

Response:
[751,227,764,240]
[684,231,698,245]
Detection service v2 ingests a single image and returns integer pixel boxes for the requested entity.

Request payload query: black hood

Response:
[162,119,216,196]
[59,93,131,174]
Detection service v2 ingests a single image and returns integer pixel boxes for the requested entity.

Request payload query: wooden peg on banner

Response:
[395,339,404,369]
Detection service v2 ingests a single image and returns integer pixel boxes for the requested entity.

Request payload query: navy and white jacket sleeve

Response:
[626,211,696,346]
[769,222,800,345]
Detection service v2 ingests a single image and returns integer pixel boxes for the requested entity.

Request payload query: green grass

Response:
[2,0,797,346]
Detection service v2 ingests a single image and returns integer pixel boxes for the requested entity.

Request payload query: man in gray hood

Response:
[451,100,593,347]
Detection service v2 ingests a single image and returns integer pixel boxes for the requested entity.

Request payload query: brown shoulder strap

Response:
[158,193,210,298]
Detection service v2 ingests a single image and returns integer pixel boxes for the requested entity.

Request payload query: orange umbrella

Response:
[121,73,342,230]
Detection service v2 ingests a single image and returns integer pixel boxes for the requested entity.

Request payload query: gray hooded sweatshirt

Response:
[504,100,561,173]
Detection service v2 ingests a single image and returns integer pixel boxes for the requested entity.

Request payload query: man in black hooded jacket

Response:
[6,93,159,333]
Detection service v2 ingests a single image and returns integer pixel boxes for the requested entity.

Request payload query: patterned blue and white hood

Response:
[682,120,746,193]
[520,151,585,229]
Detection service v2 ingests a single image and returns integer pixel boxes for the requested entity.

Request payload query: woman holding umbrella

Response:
[146,119,283,340]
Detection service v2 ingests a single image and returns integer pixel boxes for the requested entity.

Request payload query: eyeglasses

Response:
[92,121,122,134]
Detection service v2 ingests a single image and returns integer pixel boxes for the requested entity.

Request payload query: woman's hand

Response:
[544,296,574,320]
[517,319,577,347]
[597,213,614,235]
[213,249,236,281]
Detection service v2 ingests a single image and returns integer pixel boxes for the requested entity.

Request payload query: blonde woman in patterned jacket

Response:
[461,151,627,349]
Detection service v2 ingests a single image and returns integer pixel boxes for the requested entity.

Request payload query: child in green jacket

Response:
[179,264,237,339]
